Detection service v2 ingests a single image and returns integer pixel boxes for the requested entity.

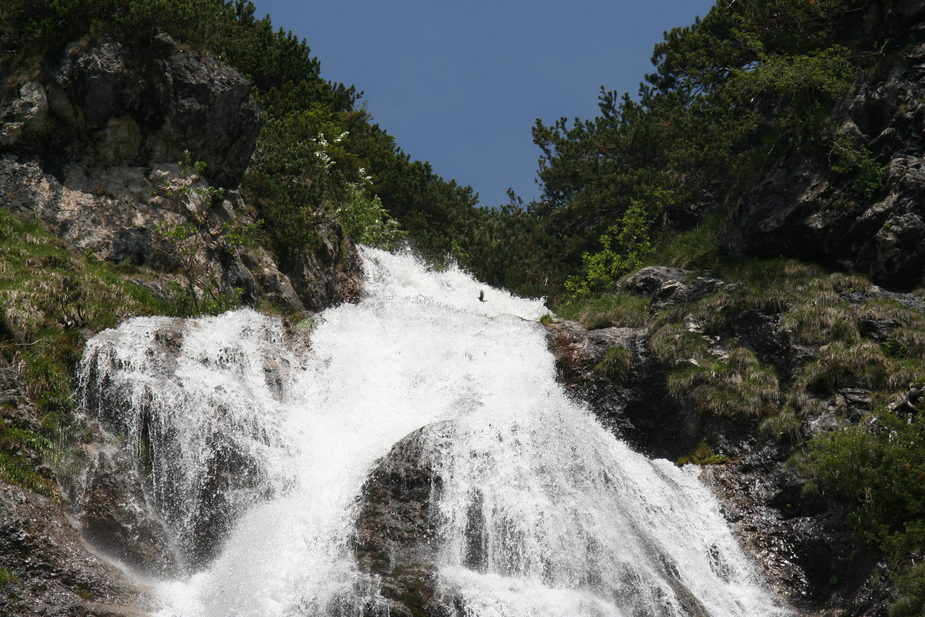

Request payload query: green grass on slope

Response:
[0,209,186,495]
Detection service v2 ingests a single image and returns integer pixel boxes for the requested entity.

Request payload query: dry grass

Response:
[780,299,860,346]
[649,322,711,367]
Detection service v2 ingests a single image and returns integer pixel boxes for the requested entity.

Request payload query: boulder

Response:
[75,451,179,577]
[353,423,453,617]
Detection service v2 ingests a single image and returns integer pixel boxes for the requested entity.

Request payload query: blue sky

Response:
[250,1,715,207]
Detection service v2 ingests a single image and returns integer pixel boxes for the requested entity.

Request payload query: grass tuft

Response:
[555,292,650,329]
[667,346,779,419]
[676,441,731,466]
[593,347,634,381]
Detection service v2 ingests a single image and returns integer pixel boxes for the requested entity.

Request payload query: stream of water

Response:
[77,248,791,617]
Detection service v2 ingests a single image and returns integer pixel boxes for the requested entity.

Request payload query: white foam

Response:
[78,247,790,617]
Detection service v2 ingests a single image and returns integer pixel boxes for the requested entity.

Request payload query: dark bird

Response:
[478,290,485,302]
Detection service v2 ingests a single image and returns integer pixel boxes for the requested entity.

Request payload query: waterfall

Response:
[76,248,791,617]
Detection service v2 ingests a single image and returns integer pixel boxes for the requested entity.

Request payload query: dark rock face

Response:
[2,35,258,188]
[701,449,894,617]
[723,43,925,290]
[542,318,675,449]
[353,424,453,617]
[284,220,364,312]
[0,483,150,617]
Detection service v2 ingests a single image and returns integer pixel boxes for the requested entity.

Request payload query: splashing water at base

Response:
[78,248,791,617]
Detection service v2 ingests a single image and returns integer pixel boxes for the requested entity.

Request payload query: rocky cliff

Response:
[723,31,925,291]
[0,31,361,616]
[0,33,360,313]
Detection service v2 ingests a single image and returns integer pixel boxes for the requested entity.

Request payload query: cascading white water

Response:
[77,247,792,617]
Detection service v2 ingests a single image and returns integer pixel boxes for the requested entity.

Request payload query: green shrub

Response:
[646,212,723,270]
[333,183,406,250]
[564,193,672,298]
[891,561,925,617]
[676,441,731,466]
[830,133,885,198]
[806,408,925,558]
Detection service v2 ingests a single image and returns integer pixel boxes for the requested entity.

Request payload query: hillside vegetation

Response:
[0,1,924,615]
[1,0,481,262]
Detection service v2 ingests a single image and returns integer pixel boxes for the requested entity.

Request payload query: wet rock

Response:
[353,423,453,617]
[76,317,298,572]
[543,318,649,435]
[76,450,178,577]
[701,447,893,616]
[0,482,151,617]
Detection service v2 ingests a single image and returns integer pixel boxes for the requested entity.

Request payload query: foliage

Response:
[0,566,20,586]
[829,133,886,198]
[244,111,405,255]
[645,212,723,270]
[466,0,872,301]
[0,421,54,496]
[805,407,925,559]
[564,196,663,298]
[333,183,406,250]
[593,347,634,382]
[152,154,250,316]
[891,561,925,617]
[676,441,730,466]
